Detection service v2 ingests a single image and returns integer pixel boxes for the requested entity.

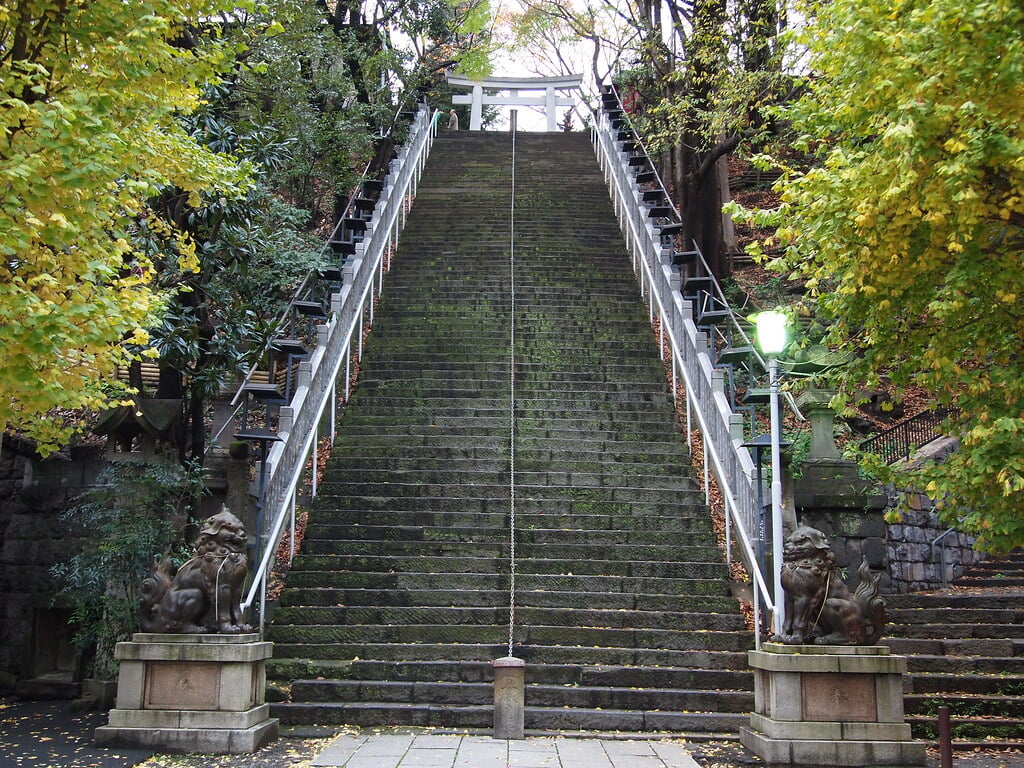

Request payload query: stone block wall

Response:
[792,458,984,595]
[798,504,892,594]
[885,489,982,593]
[0,442,106,685]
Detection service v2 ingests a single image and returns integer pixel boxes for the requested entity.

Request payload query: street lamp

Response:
[750,310,789,637]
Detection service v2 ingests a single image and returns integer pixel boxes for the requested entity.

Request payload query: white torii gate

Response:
[446,72,584,132]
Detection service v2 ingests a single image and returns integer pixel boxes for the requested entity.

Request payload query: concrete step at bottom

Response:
[905,672,1024,696]
[269,701,748,734]
[266,658,753,689]
[286,679,752,713]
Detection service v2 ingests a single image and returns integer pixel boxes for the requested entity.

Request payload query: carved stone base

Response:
[740,643,925,767]
[94,633,278,754]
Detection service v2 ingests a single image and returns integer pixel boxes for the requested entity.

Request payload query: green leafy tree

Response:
[625,0,793,278]
[227,1,375,222]
[509,0,791,277]
[144,97,326,462]
[764,0,1024,552]
[0,0,251,453]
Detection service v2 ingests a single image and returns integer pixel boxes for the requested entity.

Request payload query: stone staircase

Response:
[265,131,753,735]
[885,549,1024,749]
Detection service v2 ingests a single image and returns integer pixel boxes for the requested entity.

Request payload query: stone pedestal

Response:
[95,633,278,754]
[493,656,525,739]
[741,643,925,767]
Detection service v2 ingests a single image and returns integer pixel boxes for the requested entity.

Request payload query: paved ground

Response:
[0,697,151,768]
[3,698,1024,768]
[309,732,698,767]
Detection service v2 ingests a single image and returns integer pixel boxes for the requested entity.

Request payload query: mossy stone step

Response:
[340,402,678,419]
[298,539,723,564]
[276,588,735,613]
[271,604,746,632]
[325,446,688,466]
[305,507,712,529]
[889,622,1024,639]
[329,434,688,457]
[326,455,687,476]
[266,623,752,652]
[299,525,715,547]
[904,672,1024,696]
[267,658,752,689]
[280,571,732,597]
[888,607,1024,624]
[904,655,1024,675]
[312,483,701,504]
[316,470,694,490]
[287,554,729,580]
[883,637,1019,657]
[353,381,672,395]
[269,641,749,670]
[302,511,713,534]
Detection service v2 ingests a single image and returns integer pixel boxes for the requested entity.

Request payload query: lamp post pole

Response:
[768,356,786,636]
[751,309,789,639]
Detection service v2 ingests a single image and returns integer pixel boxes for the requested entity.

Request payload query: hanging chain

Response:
[507,125,517,659]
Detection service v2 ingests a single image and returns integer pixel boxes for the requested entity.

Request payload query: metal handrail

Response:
[230,96,424,409]
[591,105,775,647]
[602,83,804,422]
[931,526,958,589]
[240,105,440,629]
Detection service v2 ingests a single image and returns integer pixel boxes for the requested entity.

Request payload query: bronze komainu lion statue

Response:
[772,525,887,645]
[138,507,252,634]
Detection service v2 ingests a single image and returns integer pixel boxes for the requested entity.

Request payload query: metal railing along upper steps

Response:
[592,82,806,645]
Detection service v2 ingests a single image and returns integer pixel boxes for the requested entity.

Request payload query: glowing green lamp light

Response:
[751,310,789,356]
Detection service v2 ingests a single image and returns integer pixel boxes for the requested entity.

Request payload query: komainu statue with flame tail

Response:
[138,507,253,634]
[772,525,887,645]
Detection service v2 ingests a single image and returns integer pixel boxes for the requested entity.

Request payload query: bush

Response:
[50,460,205,679]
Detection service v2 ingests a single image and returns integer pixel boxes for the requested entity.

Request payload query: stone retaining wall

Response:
[885,488,982,593]
[0,442,106,686]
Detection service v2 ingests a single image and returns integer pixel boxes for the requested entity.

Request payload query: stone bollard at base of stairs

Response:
[493,656,525,739]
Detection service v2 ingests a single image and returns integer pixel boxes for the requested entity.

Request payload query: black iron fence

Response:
[860,408,953,465]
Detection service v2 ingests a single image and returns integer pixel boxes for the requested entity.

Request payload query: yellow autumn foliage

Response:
[0,0,251,453]
[770,0,1024,551]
